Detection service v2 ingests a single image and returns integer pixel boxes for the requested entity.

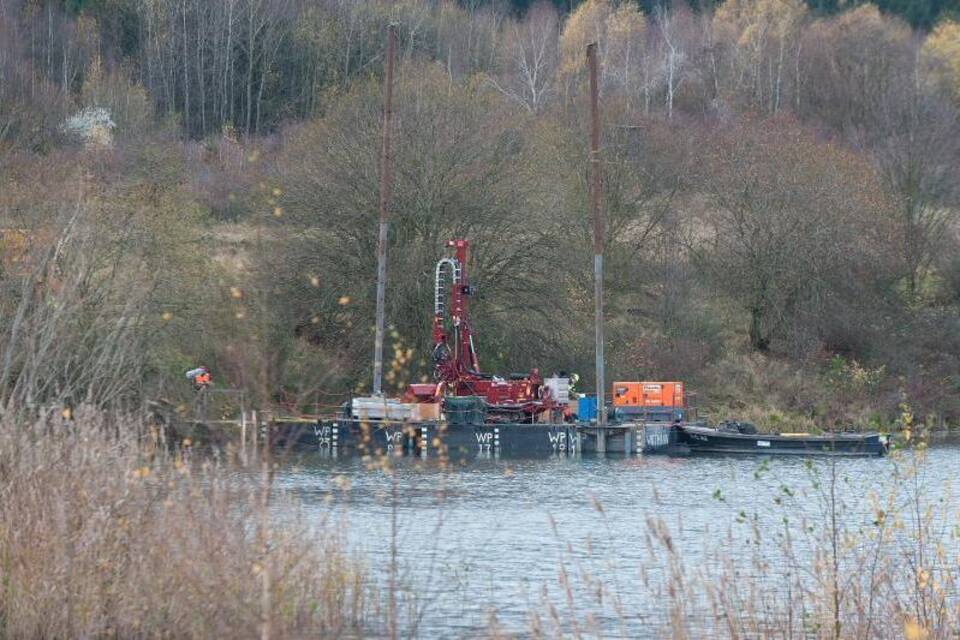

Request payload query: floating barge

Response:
[275,417,886,459]
[277,416,681,458]
[273,239,885,460]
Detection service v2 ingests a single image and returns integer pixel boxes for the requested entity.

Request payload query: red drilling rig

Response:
[407,239,555,419]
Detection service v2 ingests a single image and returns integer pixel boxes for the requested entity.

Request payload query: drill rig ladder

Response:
[434,257,459,319]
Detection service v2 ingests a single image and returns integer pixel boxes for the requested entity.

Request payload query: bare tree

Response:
[488,1,558,114]
[693,121,894,354]
[655,6,686,120]
[870,85,960,299]
[276,64,564,389]
[0,204,152,414]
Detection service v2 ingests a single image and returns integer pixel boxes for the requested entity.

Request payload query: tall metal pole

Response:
[373,25,396,396]
[587,43,606,428]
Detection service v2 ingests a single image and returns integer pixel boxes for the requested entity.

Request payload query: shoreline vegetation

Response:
[0,1,959,432]
[0,409,372,639]
[1,408,956,638]
[0,0,958,636]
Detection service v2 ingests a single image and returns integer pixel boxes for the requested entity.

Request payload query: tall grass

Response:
[650,429,960,638]
[0,407,371,639]
[525,433,960,638]
[3,406,956,639]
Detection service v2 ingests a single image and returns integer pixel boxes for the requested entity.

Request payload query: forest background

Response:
[1,0,960,429]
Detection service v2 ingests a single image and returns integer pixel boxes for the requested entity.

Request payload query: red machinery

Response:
[408,239,554,418]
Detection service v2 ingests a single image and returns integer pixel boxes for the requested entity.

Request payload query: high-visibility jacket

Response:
[195,372,211,386]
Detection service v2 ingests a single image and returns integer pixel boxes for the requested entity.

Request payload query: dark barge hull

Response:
[324,420,588,458]
[678,425,887,457]
[258,420,886,458]
[274,418,688,458]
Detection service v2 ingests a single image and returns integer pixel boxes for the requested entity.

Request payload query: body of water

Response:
[274,437,960,637]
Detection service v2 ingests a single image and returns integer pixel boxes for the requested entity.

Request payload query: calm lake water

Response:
[274,436,960,638]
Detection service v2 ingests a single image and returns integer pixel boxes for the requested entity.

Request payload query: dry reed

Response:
[0,407,371,639]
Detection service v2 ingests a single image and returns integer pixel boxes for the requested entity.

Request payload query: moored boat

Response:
[678,422,888,457]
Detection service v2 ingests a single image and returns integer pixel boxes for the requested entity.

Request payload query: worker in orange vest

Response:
[186,366,212,391]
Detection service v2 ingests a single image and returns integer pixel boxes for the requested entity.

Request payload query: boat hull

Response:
[678,426,887,457]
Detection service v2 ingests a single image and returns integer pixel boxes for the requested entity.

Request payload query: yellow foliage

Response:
[923,19,960,103]
[904,618,929,640]
[559,0,614,77]
[713,0,807,110]
[607,3,645,42]
[817,4,911,48]
[605,4,646,86]
[714,0,806,55]
[559,0,645,95]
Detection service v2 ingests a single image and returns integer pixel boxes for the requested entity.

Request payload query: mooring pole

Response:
[587,43,607,434]
[373,25,397,397]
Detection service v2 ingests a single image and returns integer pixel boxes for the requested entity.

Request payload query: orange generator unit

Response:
[612,381,685,408]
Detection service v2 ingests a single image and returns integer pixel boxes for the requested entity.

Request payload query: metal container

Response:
[578,396,598,421]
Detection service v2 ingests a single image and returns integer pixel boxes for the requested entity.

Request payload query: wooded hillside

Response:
[1,0,959,426]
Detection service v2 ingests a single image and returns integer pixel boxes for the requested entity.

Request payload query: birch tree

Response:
[923,19,960,105]
[654,6,684,119]
[713,0,807,113]
[605,2,648,110]
[489,0,559,114]
[558,0,614,98]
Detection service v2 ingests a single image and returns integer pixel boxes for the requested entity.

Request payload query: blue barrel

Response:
[578,396,597,421]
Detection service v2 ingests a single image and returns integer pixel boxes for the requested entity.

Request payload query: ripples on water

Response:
[273,437,960,638]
